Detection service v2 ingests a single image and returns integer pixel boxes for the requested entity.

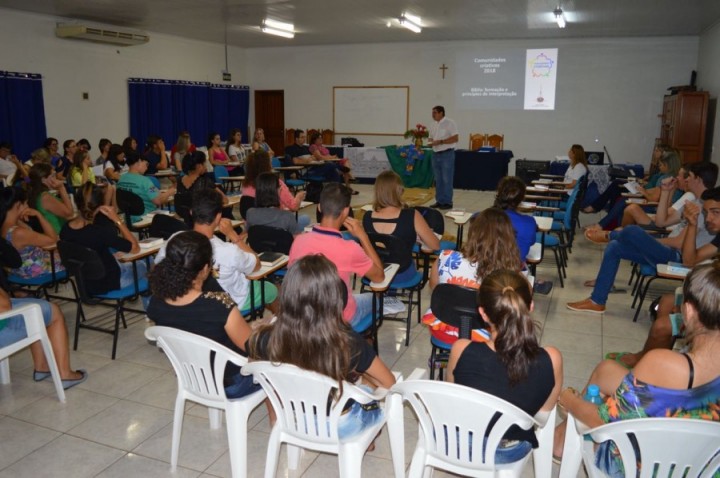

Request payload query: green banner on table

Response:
[383,145,434,188]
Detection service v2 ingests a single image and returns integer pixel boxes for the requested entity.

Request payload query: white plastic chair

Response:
[0,303,66,402]
[241,361,391,478]
[144,326,266,478]
[559,413,720,478]
[388,369,557,478]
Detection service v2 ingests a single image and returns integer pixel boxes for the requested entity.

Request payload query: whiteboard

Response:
[333,86,409,136]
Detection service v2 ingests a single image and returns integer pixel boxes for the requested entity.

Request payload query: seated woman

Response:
[43,137,61,166]
[246,172,302,236]
[563,144,588,190]
[554,260,720,477]
[208,132,241,176]
[494,176,537,262]
[121,136,138,157]
[60,183,148,299]
[95,138,111,166]
[447,269,562,464]
[69,150,117,209]
[583,144,673,214]
[248,254,396,436]
[23,148,52,176]
[0,287,87,389]
[171,131,195,171]
[250,128,274,157]
[147,231,258,398]
[0,187,63,279]
[362,170,439,283]
[177,152,232,220]
[226,128,247,171]
[241,150,309,228]
[422,208,522,344]
[27,164,74,234]
[308,132,353,182]
[103,144,128,184]
[54,139,75,182]
[586,151,682,233]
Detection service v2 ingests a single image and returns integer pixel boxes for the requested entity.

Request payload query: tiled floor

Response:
[0,185,677,477]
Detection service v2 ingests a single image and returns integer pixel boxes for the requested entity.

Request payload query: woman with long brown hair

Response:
[26,163,74,233]
[248,254,395,437]
[447,269,563,464]
[423,207,523,344]
[563,144,588,189]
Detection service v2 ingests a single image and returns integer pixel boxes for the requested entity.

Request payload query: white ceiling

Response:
[1,0,720,48]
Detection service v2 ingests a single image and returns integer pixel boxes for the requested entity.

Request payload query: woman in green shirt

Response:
[27,163,74,233]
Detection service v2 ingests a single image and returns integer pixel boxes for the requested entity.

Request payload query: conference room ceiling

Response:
[2,0,720,48]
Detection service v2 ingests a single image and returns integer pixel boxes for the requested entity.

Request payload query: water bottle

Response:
[583,384,603,441]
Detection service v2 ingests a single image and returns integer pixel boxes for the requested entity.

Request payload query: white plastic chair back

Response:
[145,326,265,477]
[0,303,65,402]
[242,361,390,477]
[560,414,720,478]
[391,378,551,477]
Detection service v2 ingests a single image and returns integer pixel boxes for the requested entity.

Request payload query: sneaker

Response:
[566,298,605,314]
[438,203,453,210]
[430,203,442,209]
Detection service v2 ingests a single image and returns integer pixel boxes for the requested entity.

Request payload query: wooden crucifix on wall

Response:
[439,63,448,79]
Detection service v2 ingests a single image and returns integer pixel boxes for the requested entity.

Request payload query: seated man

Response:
[142,135,168,175]
[155,189,278,314]
[285,130,354,192]
[117,152,175,222]
[618,161,718,232]
[0,287,87,389]
[288,183,384,328]
[568,186,720,313]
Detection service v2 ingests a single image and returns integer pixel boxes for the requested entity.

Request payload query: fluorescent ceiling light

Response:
[399,13,422,33]
[263,18,294,32]
[554,8,566,28]
[261,26,295,38]
[261,18,295,38]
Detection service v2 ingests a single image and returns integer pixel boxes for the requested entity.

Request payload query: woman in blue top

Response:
[554,260,720,477]
[494,176,536,262]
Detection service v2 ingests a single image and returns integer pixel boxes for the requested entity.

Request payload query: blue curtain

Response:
[209,84,250,141]
[0,71,47,162]
[129,79,249,151]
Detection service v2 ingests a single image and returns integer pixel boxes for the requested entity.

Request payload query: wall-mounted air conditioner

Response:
[55,23,150,46]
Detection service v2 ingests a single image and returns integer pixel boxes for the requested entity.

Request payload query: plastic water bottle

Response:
[583,384,603,441]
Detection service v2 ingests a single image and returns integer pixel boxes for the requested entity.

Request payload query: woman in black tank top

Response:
[447,269,563,463]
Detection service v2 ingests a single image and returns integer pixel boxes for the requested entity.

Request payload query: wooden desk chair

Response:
[321,128,334,145]
[306,128,320,143]
[468,133,487,150]
[284,128,296,147]
[487,133,504,150]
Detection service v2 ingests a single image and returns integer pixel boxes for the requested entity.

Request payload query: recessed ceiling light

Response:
[261,18,295,38]
[399,13,422,33]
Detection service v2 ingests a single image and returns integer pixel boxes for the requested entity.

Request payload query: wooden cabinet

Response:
[660,91,709,163]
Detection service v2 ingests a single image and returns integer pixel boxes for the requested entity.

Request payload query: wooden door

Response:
[254,90,285,155]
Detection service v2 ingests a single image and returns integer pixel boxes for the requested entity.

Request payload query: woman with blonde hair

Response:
[447,269,563,464]
[362,170,439,282]
[172,131,195,170]
[423,207,523,344]
[69,149,117,209]
[251,128,274,157]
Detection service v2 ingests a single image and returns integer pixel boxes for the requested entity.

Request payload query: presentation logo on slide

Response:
[524,49,558,110]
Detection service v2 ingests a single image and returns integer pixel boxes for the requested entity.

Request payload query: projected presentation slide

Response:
[456,48,558,110]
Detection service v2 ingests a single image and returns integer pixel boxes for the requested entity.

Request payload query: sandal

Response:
[604,352,633,370]
[583,279,596,287]
[584,229,610,244]
[61,369,88,390]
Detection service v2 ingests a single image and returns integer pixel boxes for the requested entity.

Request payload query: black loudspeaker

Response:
[516,159,549,185]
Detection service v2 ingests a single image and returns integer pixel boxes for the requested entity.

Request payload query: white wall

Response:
[246,37,699,167]
[697,20,720,163]
[0,8,248,152]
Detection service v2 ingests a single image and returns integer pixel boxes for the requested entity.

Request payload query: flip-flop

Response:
[33,370,51,382]
[604,352,633,370]
[583,279,596,287]
[61,369,88,390]
[552,454,562,465]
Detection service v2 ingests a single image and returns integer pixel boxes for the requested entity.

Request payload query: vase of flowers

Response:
[404,124,429,149]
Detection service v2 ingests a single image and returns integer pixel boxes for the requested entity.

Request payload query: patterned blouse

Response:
[5,226,63,279]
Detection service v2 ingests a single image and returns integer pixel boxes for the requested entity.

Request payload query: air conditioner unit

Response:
[55,24,149,46]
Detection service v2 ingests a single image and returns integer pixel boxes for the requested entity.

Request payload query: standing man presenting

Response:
[429,106,459,210]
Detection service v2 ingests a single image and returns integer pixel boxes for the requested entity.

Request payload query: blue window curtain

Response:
[128,79,249,152]
[0,71,47,162]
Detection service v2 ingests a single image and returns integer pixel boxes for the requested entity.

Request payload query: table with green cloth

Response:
[383,145,434,188]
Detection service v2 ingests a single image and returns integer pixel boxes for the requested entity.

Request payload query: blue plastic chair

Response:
[271,156,305,191]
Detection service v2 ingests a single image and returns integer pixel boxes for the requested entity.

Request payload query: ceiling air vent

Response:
[55,24,149,46]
